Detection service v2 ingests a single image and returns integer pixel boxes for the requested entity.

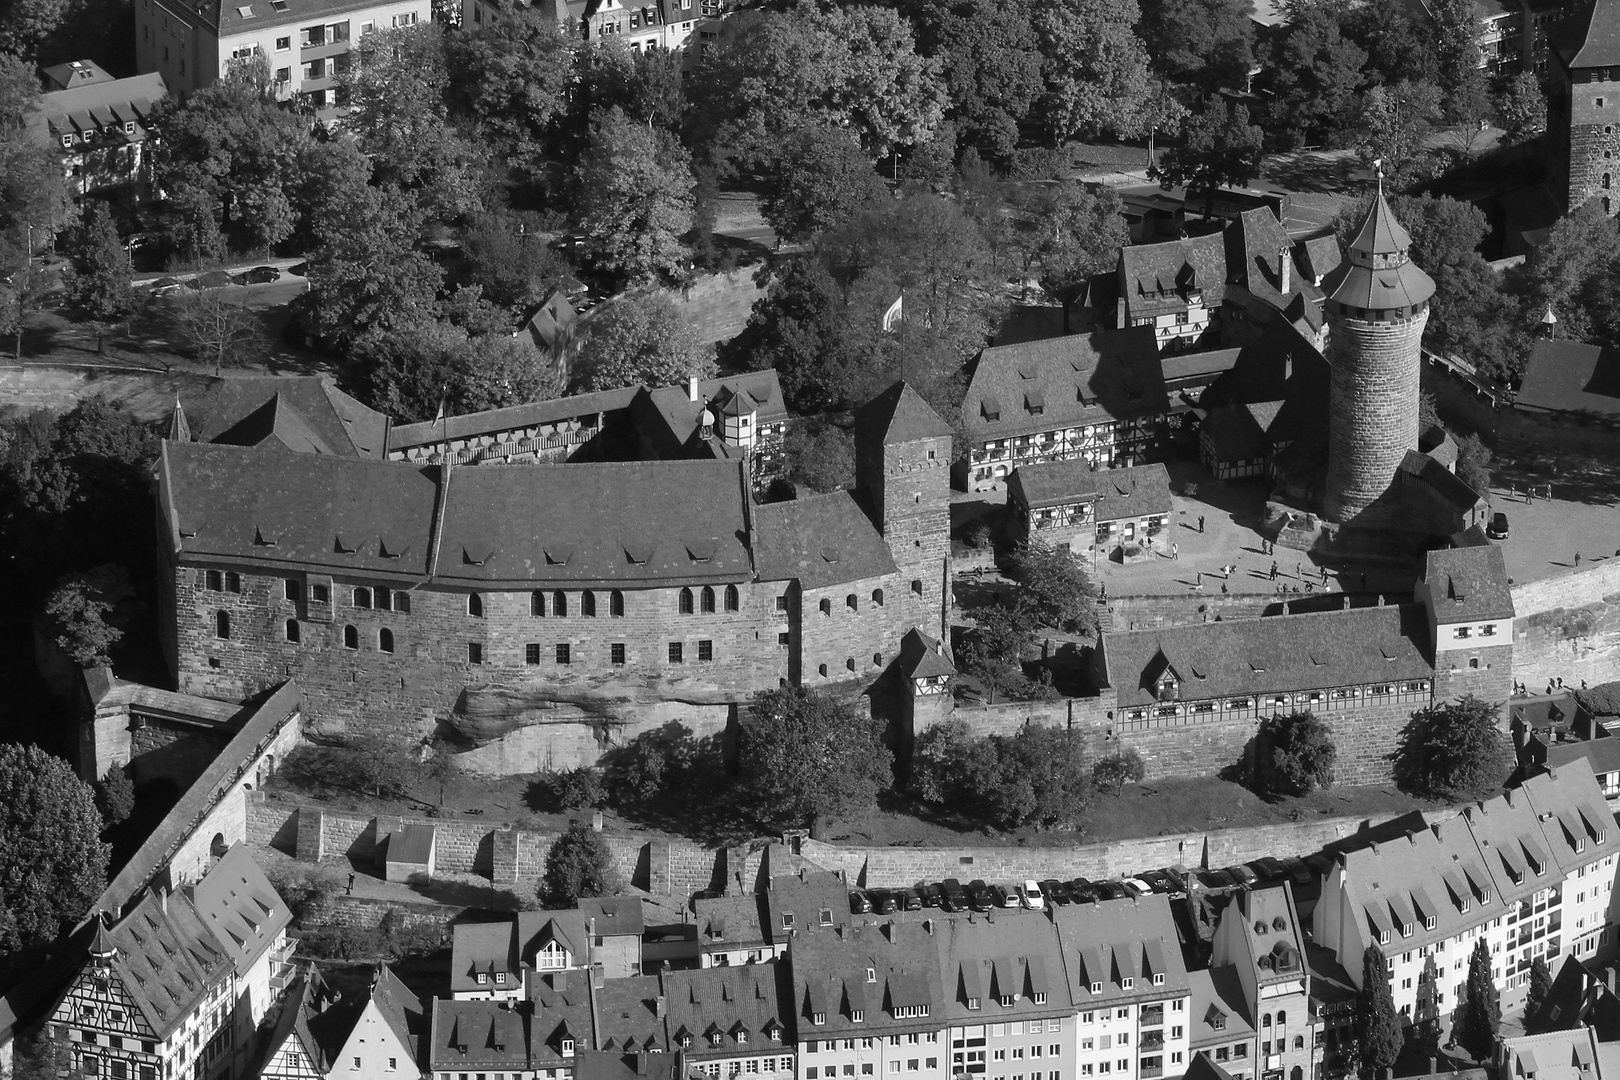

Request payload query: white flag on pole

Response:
[882,294,903,333]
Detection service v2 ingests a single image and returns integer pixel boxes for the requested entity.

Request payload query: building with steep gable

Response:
[450,911,593,1001]
[154,381,954,773]
[260,964,423,1080]
[1205,886,1320,1080]
[663,963,794,1079]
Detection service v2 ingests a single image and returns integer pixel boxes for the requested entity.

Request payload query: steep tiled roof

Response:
[1051,895,1190,1005]
[185,375,388,458]
[366,965,426,1062]
[529,969,595,1068]
[188,843,290,977]
[29,71,165,143]
[1421,545,1514,622]
[1331,818,1492,954]
[1515,340,1620,417]
[162,442,757,588]
[855,382,953,444]
[1198,404,1270,463]
[1159,348,1242,392]
[450,922,519,994]
[1224,209,1323,314]
[961,328,1165,444]
[1186,968,1255,1046]
[523,288,579,350]
[430,998,530,1071]
[104,888,232,1039]
[898,628,956,680]
[1212,885,1307,991]
[663,963,790,1060]
[1566,0,1620,67]
[1201,319,1329,447]
[1323,188,1436,310]
[1185,1051,1241,1080]
[1527,954,1620,1039]
[766,871,853,945]
[1295,235,1343,284]
[753,491,896,590]
[1100,605,1432,709]
[1518,759,1620,875]
[262,967,340,1073]
[580,897,645,938]
[1118,233,1229,318]
[389,386,636,450]
[788,921,946,1039]
[1499,1027,1603,1080]
[518,911,589,965]
[1398,451,1486,514]
[1008,461,1172,522]
[934,911,1074,1021]
[595,975,669,1053]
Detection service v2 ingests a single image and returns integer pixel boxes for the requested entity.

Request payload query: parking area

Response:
[1483,479,1620,587]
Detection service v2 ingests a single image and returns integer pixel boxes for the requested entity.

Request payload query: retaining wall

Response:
[1511,562,1620,690]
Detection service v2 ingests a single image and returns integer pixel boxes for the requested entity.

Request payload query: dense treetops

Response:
[0,744,110,960]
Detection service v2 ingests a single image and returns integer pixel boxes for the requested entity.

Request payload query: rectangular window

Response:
[699,639,713,662]
[525,644,540,665]
[611,643,626,665]
[556,643,571,665]
[468,643,483,665]
[669,642,683,663]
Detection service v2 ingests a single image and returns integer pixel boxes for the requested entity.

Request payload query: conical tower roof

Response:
[1323,179,1435,311]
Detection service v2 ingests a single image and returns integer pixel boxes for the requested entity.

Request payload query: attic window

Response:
[236,3,254,14]
[1016,365,1036,381]
[1089,981,1103,994]
[624,541,654,565]
[334,535,356,553]
[981,397,1001,422]
[270,0,285,7]
[254,527,276,547]
[462,546,494,566]
[545,545,573,565]
[821,547,841,563]
[379,539,406,559]
[819,908,832,926]
[687,540,716,563]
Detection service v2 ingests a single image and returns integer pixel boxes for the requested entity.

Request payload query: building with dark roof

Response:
[1551,0,1620,216]
[1222,210,1327,351]
[1206,886,1319,1080]
[28,62,166,201]
[450,911,590,1001]
[664,963,793,1080]
[1117,233,1229,352]
[1526,954,1620,1042]
[1187,969,1257,1080]
[959,328,1165,492]
[1515,339,1620,421]
[262,963,422,1080]
[175,375,390,459]
[429,997,534,1078]
[1007,461,1173,559]
[595,975,669,1056]
[134,0,429,116]
[1313,760,1619,1024]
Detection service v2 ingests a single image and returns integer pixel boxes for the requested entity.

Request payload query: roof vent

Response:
[687,539,716,563]
[254,527,276,547]
[333,535,356,554]
[821,546,841,563]
[623,540,654,565]
[462,546,494,566]
[545,545,573,565]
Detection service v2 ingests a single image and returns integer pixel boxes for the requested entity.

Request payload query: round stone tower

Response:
[1321,182,1436,525]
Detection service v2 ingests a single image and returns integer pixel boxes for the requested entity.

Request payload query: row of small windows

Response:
[217,576,767,618]
[231,615,401,654]
[817,654,885,676]
[521,641,717,665]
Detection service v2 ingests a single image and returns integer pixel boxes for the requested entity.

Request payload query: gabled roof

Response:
[1528,955,1620,1040]
[1565,0,1620,67]
[430,998,529,1069]
[595,975,669,1054]
[1515,340,1620,418]
[518,911,589,966]
[523,288,579,349]
[1184,1051,1241,1080]
[934,912,1075,1020]
[1420,545,1514,622]
[632,371,790,457]
[1186,968,1255,1046]
[1051,895,1189,1004]
[262,967,342,1073]
[185,375,389,459]
[101,886,232,1040]
[1398,450,1487,514]
[695,894,770,950]
[188,843,291,977]
[765,871,853,944]
[1224,209,1323,314]
[450,921,520,994]
[1211,884,1307,987]
[961,328,1165,444]
[1009,461,1173,521]
[1295,235,1343,283]
[898,628,956,680]
[1499,1027,1604,1080]
[854,382,953,444]
[753,491,896,590]
[528,970,594,1066]
[1519,759,1620,874]
[579,896,645,938]
[1118,233,1229,317]
[662,963,789,1058]
[29,71,166,142]
[789,921,946,1037]
[1100,604,1432,709]
[1200,318,1330,447]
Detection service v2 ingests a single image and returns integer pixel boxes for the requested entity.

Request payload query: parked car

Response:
[899,888,924,911]
[870,890,899,915]
[1136,869,1183,895]
[1094,881,1131,900]
[1121,877,1153,896]
[942,879,968,911]
[1248,857,1289,883]
[1197,868,1240,889]
[1067,878,1102,903]
[1488,512,1509,539]
[915,882,943,908]
[966,880,995,912]
[244,265,282,283]
[1278,857,1313,886]
[1038,879,1068,905]
[152,283,184,298]
[149,276,183,291]
[849,890,874,914]
[1223,865,1258,885]
[1305,852,1336,878]
[187,269,234,289]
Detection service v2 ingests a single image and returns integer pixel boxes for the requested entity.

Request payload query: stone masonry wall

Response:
[248,797,1379,899]
[1512,561,1620,690]
[1324,310,1427,524]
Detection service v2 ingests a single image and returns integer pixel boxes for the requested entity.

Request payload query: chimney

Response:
[1278,245,1291,295]
[923,919,935,935]
[160,888,168,914]
[655,995,667,1018]
[1284,354,1293,381]
[688,376,700,402]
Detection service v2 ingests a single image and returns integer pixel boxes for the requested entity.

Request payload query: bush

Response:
[1092,748,1146,796]
[1256,713,1337,795]
[1392,695,1510,801]
[1575,681,1620,717]
[540,822,622,906]
[94,766,136,827]
[912,721,1090,831]
[600,722,711,806]
[280,736,424,800]
[548,766,607,811]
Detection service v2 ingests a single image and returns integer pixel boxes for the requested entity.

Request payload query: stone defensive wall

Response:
[1511,560,1620,690]
[248,792,1378,897]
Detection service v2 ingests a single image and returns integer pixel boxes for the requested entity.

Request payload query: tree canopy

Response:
[1153,98,1265,219]
[1138,0,1256,94]
[737,685,894,829]
[1355,943,1403,1076]
[1256,712,1337,795]
[0,743,109,958]
[570,296,715,393]
[1033,0,1162,142]
[1392,694,1510,801]
[576,107,695,286]
[540,821,621,906]
[1455,938,1501,1060]
[1006,539,1099,635]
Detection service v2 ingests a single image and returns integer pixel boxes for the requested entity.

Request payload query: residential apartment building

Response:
[1052,896,1193,1080]
[134,0,430,113]
[788,921,949,1080]
[1205,887,1319,1080]
[461,0,729,68]
[958,328,1167,492]
[40,844,293,1080]
[934,913,1077,1080]
[664,964,794,1079]
[28,61,167,202]
[260,964,422,1080]
[1313,760,1620,1031]
[449,912,590,1001]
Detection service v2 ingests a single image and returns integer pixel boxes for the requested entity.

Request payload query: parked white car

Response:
[1018,880,1045,910]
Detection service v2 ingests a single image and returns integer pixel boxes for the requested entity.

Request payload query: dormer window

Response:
[768,1028,780,1041]
[737,1031,747,1044]
[711,1033,724,1047]
[782,914,795,929]
[1152,974,1164,986]
[1378,930,1390,945]
[851,1011,864,1023]
[476,973,487,985]
[681,1036,692,1048]
[563,1039,576,1057]
[866,968,876,983]
[1121,978,1134,990]
[967,998,981,1010]
[999,996,1015,1008]
[813,1013,826,1026]
[1090,982,1103,994]
[820,909,833,926]
[1401,922,1414,938]
[496,972,506,984]
[1033,992,1047,1004]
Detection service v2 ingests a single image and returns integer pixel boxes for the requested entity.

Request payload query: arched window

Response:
[379,628,395,654]
[1263,1015,1272,1028]
[1605,173,1612,189]
[911,579,924,596]
[1276,1012,1286,1025]
[223,571,241,593]
[285,619,300,643]
[467,593,483,617]
[554,591,568,616]
[873,652,882,667]
[343,624,358,649]
[846,657,856,671]
[214,611,230,639]
[1469,657,1480,669]
[531,591,546,617]
[611,590,625,617]
[819,598,831,616]
[205,569,222,590]
[582,590,596,617]
[395,592,410,615]
[818,663,828,677]
[701,586,715,613]
[846,594,858,611]
[724,585,739,612]
[353,587,372,609]
[375,587,392,612]
[679,588,694,614]
[872,588,884,607]
[1294,1038,1304,1051]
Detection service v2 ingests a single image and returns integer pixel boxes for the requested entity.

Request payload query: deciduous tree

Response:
[1355,78,1443,182]
[1138,0,1256,94]
[1007,538,1099,635]
[94,765,135,827]
[1355,943,1404,1077]
[1392,694,1509,800]
[1015,182,1128,333]
[540,821,621,906]
[979,724,1090,830]
[0,53,73,240]
[571,295,713,393]
[759,126,885,245]
[1456,433,1492,496]
[1152,98,1265,220]
[1092,747,1145,796]
[1033,0,1159,141]
[0,743,109,956]
[576,107,694,286]
[447,8,573,187]
[303,179,443,347]
[1497,71,1547,145]
[737,685,894,829]
[895,0,1043,159]
[1256,712,1337,795]
[1456,938,1501,1060]
[1265,3,1367,149]
[43,572,122,667]
[779,417,854,494]
[169,288,271,374]
[957,602,1036,704]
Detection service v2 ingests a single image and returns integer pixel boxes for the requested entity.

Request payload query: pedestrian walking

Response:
[347,872,356,895]
[1510,483,1517,500]
[1305,582,1315,593]
[1296,561,1302,578]
[1576,551,1584,567]
[1558,676,1566,688]
[1221,582,1229,594]
[1199,515,1206,533]
[1270,561,1278,581]
[1321,566,1329,584]
[1172,542,1179,560]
